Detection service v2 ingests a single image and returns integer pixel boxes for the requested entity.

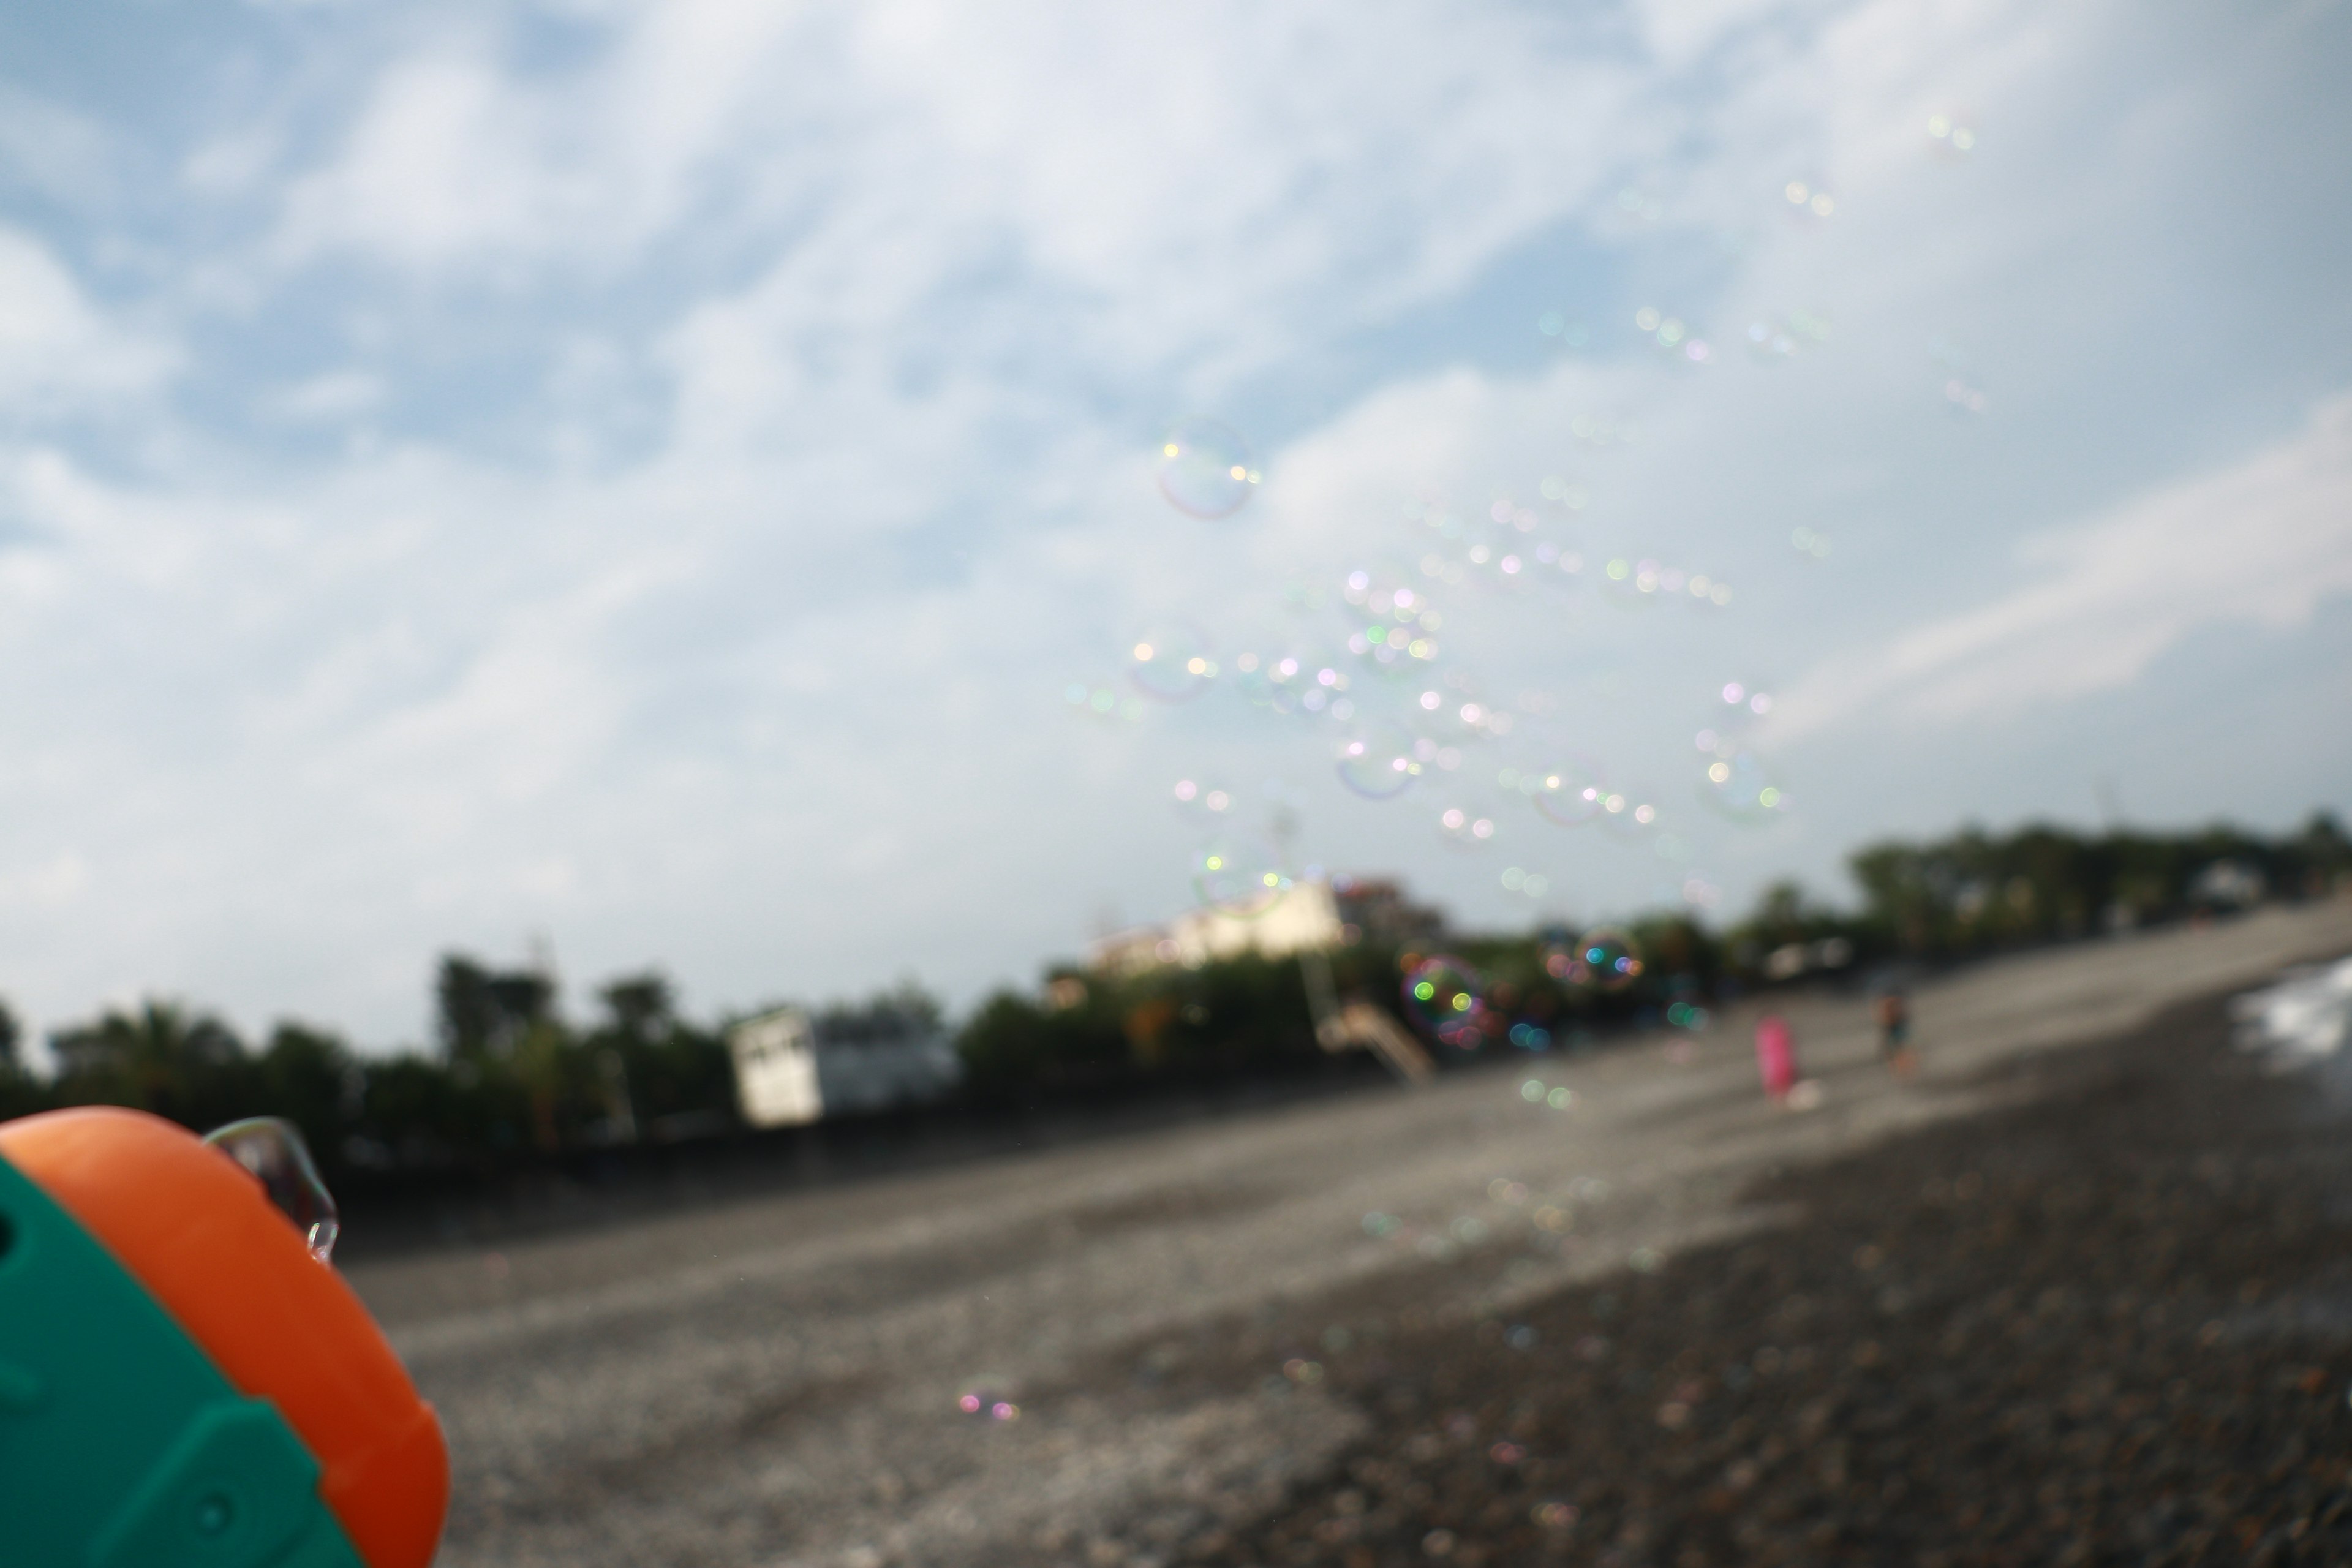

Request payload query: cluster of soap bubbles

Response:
[1790,527,1833,559]
[1543,927,1643,991]
[1109,376,1804,940]
[1633,306,1711,364]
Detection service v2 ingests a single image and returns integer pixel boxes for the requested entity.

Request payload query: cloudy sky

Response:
[2,0,2347,1050]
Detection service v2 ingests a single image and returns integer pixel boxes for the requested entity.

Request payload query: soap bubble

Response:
[202,1117,339,1261]
[1746,308,1830,365]
[1435,797,1502,851]
[1601,556,1668,610]
[1128,623,1216,702]
[1156,419,1261,518]
[1550,929,1642,992]
[1531,758,1608,827]
[1599,782,1662,842]
[1925,111,1978,157]
[1403,956,1488,1049]
[1170,775,1240,827]
[1193,836,1292,918]
[1335,722,1422,800]
[1698,747,1790,823]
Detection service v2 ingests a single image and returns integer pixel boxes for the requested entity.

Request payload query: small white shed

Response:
[728,1005,965,1128]
[728,1007,821,1128]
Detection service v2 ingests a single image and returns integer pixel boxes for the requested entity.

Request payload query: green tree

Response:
[49,1001,256,1131]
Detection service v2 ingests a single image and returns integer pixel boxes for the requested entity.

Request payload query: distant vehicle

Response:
[727,1007,963,1129]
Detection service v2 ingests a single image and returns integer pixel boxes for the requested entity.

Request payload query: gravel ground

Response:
[342,903,2352,1567]
[1160,987,2352,1568]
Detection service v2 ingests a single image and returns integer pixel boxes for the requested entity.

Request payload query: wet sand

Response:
[345,902,2352,1567]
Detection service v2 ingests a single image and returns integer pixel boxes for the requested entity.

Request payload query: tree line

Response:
[1,813,2341,1188]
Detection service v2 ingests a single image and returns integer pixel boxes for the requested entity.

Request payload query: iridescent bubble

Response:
[1784,180,1836,217]
[1193,836,1292,919]
[1128,623,1216,702]
[1598,782,1662,842]
[1435,797,1501,852]
[1745,308,1830,365]
[1403,956,1489,1049]
[1170,775,1240,827]
[1156,419,1260,518]
[1716,679,1776,723]
[1335,722,1422,800]
[1557,928,1642,992]
[202,1117,339,1260]
[1531,758,1608,827]
[1929,337,1989,415]
[1926,111,1978,157]
[1601,556,1667,610]
[1698,747,1790,823]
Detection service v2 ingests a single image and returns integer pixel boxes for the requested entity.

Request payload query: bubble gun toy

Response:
[0,1106,447,1567]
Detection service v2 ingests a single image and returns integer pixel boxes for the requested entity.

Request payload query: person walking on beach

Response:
[1755,1012,1798,1101]
[1875,989,1915,1078]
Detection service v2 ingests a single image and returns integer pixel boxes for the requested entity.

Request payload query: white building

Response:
[727,1006,965,1129]
[1087,879,1344,976]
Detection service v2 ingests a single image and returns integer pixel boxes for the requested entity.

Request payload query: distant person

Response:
[1754,1013,1798,1101]
[1875,989,1915,1077]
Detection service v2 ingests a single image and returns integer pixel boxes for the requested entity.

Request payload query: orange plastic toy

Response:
[0,1107,447,1568]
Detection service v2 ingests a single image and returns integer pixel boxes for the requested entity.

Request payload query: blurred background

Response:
[8,6,2352,1565]
[0,0,2345,1081]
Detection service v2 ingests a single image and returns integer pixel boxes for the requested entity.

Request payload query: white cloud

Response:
[1773,392,2352,741]
[260,369,385,423]
[0,227,176,411]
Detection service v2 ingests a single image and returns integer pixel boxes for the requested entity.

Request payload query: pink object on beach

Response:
[1755,1014,1797,1099]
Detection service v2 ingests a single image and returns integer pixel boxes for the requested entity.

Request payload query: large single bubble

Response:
[1335,722,1422,800]
[1403,956,1488,1049]
[1127,623,1216,702]
[1598,782,1662,843]
[1193,837,1292,919]
[1698,747,1789,823]
[1434,796,1501,852]
[1170,775,1241,827]
[202,1117,339,1261]
[1531,758,1608,827]
[1156,419,1261,518]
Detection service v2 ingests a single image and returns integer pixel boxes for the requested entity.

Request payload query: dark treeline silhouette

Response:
[1,814,2342,1192]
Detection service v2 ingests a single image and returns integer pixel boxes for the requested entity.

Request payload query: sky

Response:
[1,0,2348,1052]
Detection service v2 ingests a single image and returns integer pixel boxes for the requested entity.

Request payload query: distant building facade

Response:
[1088,879,1346,976]
[726,1006,963,1129]
[1085,875,1450,978]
